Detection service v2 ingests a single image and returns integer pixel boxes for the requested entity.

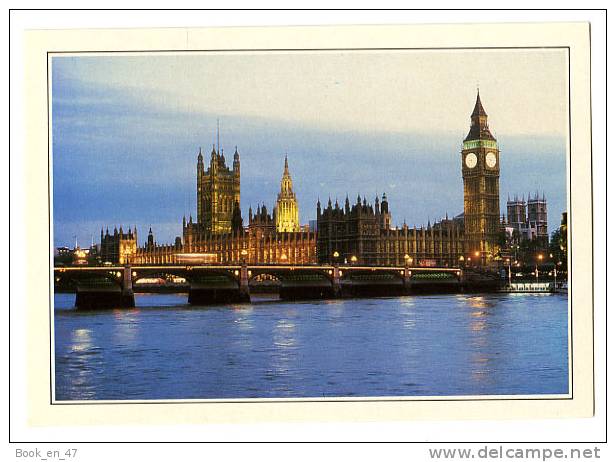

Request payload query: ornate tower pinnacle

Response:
[196,125,241,234]
[465,89,495,142]
[197,147,204,223]
[275,155,300,232]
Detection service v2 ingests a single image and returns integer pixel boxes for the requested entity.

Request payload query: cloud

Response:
[51,53,568,247]
[52,50,569,137]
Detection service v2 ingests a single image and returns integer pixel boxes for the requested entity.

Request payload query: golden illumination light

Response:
[176,253,217,264]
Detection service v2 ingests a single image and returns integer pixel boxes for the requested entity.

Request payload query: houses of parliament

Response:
[99,92,548,268]
[120,138,317,265]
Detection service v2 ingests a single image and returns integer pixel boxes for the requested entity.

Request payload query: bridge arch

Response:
[54,268,125,291]
[132,267,244,284]
[341,267,407,282]
[248,272,281,283]
[248,267,335,284]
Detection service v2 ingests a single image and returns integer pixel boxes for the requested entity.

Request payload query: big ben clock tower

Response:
[462,90,500,266]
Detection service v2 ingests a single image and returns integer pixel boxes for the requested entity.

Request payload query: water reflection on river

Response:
[53,293,569,400]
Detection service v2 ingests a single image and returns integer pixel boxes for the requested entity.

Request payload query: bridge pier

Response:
[332,265,342,298]
[121,265,136,306]
[75,265,135,310]
[403,266,412,294]
[187,266,250,305]
[239,263,251,302]
[278,266,339,300]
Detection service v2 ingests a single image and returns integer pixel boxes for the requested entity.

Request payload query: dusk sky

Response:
[51,50,568,247]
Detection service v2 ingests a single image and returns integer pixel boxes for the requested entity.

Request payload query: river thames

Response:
[53,293,569,401]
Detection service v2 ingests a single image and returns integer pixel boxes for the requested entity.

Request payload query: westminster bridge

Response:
[53,264,500,309]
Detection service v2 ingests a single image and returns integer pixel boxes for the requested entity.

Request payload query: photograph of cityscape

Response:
[51,49,570,401]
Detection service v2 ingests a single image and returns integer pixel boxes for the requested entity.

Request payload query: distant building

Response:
[132,227,183,264]
[504,192,549,248]
[528,192,548,245]
[99,226,137,264]
[56,246,71,257]
[248,204,275,233]
[196,138,241,234]
[55,244,99,266]
[316,194,465,266]
[106,93,512,268]
[559,211,567,254]
[72,247,90,265]
[556,211,568,270]
[131,154,317,265]
[317,91,505,267]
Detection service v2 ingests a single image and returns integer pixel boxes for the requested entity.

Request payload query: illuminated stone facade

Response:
[99,226,137,264]
[176,153,316,265]
[197,143,241,234]
[461,91,501,265]
[130,153,317,265]
[274,156,300,232]
[131,228,183,264]
[106,93,505,268]
[180,223,317,265]
[316,92,504,267]
[316,195,465,267]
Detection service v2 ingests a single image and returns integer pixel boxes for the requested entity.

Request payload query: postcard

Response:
[22,21,594,425]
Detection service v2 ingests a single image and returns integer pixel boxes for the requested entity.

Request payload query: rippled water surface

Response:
[54,293,569,400]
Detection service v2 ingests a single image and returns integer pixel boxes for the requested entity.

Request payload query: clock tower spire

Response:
[461,90,501,266]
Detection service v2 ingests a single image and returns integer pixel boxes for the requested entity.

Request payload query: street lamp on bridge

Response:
[536,253,544,283]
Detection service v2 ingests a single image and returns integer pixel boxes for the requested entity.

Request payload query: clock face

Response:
[486,152,497,168]
[465,152,477,168]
